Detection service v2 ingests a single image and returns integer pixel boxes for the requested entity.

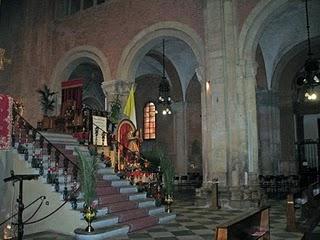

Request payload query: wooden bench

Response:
[286,182,320,239]
[215,206,270,240]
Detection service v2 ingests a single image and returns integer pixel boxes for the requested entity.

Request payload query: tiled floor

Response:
[23,189,319,240]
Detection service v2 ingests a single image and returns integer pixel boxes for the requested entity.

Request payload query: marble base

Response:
[195,184,263,209]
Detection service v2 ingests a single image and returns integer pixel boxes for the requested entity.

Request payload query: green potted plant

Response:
[37,84,56,116]
[109,94,122,124]
[160,152,175,213]
[76,148,97,232]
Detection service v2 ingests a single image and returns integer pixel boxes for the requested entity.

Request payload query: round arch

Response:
[50,45,111,91]
[116,21,205,82]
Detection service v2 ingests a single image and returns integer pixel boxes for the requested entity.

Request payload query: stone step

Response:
[87,215,119,229]
[40,132,76,140]
[105,201,138,213]
[124,215,158,232]
[152,212,176,224]
[96,186,119,196]
[98,194,128,205]
[97,168,114,175]
[147,206,165,215]
[119,185,138,194]
[40,175,72,184]
[74,224,129,240]
[114,208,148,223]
[65,145,88,151]
[102,174,120,181]
[128,192,147,201]
[111,180,130,187]
[136,198,155,208]
[51,182,74,192]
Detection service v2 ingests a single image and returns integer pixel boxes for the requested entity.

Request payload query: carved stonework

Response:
[101,80,131,111]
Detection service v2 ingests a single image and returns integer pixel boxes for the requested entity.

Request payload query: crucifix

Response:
[0,48,11,70]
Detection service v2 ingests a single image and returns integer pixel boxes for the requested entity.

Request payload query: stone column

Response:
[203,0,228,187]
[256,90,281,175]
[200,0,260,208]
[196,66,210,184]
[279,92,297,175]
[172,101,188,175]
[101,80,131,111]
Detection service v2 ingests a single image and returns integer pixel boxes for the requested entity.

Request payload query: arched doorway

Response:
[68,62,105,110]
[250,0,320,177]
[130,37,202,176]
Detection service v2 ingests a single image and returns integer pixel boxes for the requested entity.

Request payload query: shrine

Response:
[1,0,320,239]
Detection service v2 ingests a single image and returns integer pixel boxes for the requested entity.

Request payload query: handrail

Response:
[14,110,79,169]
[10,108,81,226]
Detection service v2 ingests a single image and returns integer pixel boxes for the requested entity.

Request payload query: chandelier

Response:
[158,39,172,115]
[297,0,320,101]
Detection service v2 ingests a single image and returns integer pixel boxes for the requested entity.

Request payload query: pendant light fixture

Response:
[158,39,172,115]
[297,0,320,101]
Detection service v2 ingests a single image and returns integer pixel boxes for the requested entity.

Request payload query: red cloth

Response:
[61,79,83,111]
[73,132,89,141]
[0,94,13,150]
[117,120,135,162]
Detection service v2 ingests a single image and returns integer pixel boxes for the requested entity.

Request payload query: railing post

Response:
[286,193,297,231]
[211,179,220,210]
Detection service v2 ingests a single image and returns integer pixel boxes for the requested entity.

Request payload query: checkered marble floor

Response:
[24,189,320,240]
[113,192,304,240]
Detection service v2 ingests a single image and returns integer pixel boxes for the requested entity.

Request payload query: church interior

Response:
[0,0,320,239]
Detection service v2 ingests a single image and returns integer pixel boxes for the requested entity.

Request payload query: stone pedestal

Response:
[195,175,262,209]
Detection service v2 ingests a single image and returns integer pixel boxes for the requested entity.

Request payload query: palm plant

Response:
[160,152,175,195]
[37,84,56,116]
[76,148,97,207]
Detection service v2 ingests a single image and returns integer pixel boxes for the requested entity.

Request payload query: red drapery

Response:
[0,94,13,150]
[61,79,83,113]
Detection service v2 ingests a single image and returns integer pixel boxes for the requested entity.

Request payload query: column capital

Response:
[101,80,131,111]
[101,79,131,96]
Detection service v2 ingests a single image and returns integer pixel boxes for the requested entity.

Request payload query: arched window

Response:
[143,102,156,139]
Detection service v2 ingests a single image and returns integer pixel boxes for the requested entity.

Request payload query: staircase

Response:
[13,130,175,239]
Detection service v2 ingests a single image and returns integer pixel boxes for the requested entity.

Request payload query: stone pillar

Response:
[202,0,228,187]
[101,80,131,111]
[172,101,188,175]
[256,90,281,175]
[196,66,210,184]
[197,0,261,208]
[279,93,297,175]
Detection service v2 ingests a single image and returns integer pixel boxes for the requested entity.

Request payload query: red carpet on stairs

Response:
[98,193,128,204]
[114,208,148,222]
[124,215,159,232]
[104,201,138,213]
[95,177,161,232]
[96,186,119,195]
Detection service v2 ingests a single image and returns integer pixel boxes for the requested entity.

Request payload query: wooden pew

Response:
[298,182,320,240]
[286,182,320,239]
[215,206,270,240]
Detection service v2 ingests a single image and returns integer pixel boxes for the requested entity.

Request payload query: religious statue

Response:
[127,129,141,156]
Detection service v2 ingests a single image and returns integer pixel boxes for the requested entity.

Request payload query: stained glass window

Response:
[143,102,156,139]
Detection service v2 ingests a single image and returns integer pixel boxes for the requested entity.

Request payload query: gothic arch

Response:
[116,21,205,83]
